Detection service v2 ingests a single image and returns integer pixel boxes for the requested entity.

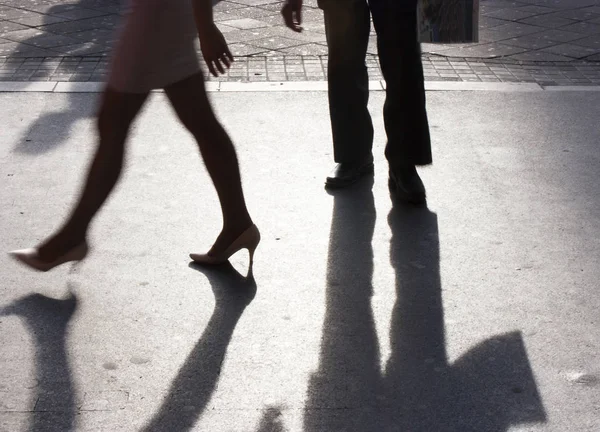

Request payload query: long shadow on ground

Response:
[1,291,79,432]
[303,179,547,431]
[10,0,122,155]
[141,262,256,431]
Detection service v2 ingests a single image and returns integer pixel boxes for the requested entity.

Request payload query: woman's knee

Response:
[97,88,146,139]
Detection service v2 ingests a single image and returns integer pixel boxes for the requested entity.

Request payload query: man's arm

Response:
[192,0,233,77]
[281,0,303,32]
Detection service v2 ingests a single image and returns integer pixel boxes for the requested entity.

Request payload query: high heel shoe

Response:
[190,224,260,268]
[9,241,89,272]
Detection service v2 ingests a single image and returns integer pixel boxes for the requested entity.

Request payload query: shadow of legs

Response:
[304,179,382,431]
[141,263,256,431]
[385,204,547,431]
[1,291,78,432]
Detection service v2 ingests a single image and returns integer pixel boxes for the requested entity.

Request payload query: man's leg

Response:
[371,0,432,203]
[321,0,374,188]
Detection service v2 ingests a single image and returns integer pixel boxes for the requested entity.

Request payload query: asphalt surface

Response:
[0,89,599,431]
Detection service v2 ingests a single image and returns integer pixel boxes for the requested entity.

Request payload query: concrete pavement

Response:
[0,88,599,431]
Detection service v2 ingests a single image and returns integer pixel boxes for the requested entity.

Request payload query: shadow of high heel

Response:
[1,291,79,431]
[188,261,257,306]
[141,262,256,431]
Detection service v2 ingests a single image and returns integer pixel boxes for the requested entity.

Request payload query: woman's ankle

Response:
[39,230,87,257]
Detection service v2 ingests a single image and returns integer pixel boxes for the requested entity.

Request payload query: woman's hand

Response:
[199,23,234,77]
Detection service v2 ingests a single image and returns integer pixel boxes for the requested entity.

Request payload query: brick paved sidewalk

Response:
[1,0,600,84]
[3,55,600,86]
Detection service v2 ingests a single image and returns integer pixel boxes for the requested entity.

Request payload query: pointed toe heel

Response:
[9,241,89,272]
[190,225,260,269]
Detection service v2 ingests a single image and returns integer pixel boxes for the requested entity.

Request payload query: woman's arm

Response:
[192,0,233,77]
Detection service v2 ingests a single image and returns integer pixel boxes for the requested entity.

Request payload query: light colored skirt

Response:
[108,0,201,93]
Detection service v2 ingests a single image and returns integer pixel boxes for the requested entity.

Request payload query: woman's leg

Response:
[37,88,148,260]
[164,73,253,254]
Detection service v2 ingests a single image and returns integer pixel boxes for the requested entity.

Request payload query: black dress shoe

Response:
[389,165,426,204]
[325,157,374,189]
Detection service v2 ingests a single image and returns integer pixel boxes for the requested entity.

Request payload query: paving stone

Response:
[49,42,109,56]
[39,15,121,34]
[220,18,270,30]
[19,34,82,49]
[559,21,600,35]
[249,36,305,50]
[479,16,511,29]
[218,28,265,44]
[517,5,555,14]
[0,21,30,35]
[214,1,248,12]
[48,7,109,21]
[228,42,268,56]
[69,73,92,81]
[543,43,600,59]
[503,34,562,49]
[434,76,462,81]
[279,43,329,56]
[551,8,600,21]
[517,14,572,29]
[421,44,453,55]
[12,14,70,27]
[438,43,527,58]
[0,9,39,21]
[485,8,541,21]
[30,70,53,78]
[68,28,119,44]
[1,28,48,42]
[24,3,80,15]
[1,0,600,84]
[570,34,600,49]
[231,0,275,5]
[0,41,53,57]
[484,22,547,41]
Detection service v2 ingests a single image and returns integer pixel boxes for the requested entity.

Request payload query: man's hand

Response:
[281,0,303,32]
[199,23,234,77]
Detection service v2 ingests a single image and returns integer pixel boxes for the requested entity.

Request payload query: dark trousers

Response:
[320,0,432,167]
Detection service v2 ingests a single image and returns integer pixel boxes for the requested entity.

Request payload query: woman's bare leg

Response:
[37,88,148,260]
[164,73,253,254]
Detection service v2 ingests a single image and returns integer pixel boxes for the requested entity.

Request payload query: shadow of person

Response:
[0,291,79,432]
[303,178,384,431]
[14,91,95,155]
[303,183,547,431]
[10,1,121,155]
[141,262,257,431]
[384,204,547,431]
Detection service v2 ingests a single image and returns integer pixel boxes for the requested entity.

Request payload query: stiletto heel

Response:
[190,224,260,267]
[9,241,89,272]
[247,234,260,271]
[249,248,256,268]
